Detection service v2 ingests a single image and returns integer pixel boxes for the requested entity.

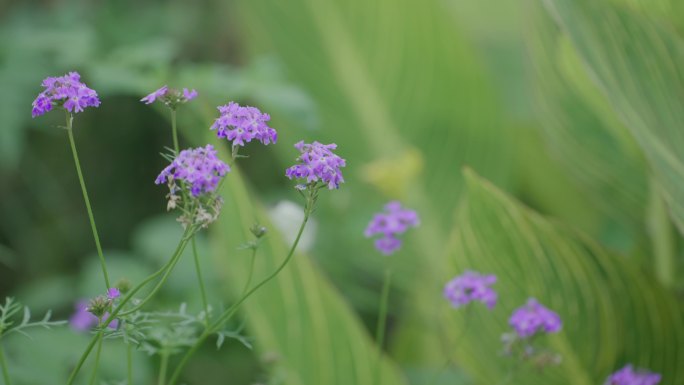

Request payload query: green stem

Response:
[167,208,312,385]
[66,113,111,289]
[0,345,11,385]
[240,247,258,297]
[374,268,392,385]
[427,309,473,385]
[87,333,104,385]
[171,108,179,154]
[126,344,133,385]
[158,352,169,385]
[647,178,676,287]
[192,237,210,326]
[67,227,194,385]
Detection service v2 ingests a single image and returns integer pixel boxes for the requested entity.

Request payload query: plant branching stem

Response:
[167,206,312,385]
[192,237,210,326]
[87,333,103,385]
[66,113,110,289]
[171,109,179,154]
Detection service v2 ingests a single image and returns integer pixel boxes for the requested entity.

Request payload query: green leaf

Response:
[210,166,408,384]
[443,169,684,384]
[525,0,649,251]
[542,0,684,235]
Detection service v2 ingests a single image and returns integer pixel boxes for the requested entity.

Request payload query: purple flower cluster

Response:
[286,141,346,190]
[364,201,419,254]
[508,298,562,338]
[69,287,121,331]
[444,271,497,309]
[605,365,661,385]
[141,85,198,107]
[211,102,277,146]
[155,145,230,197]
[32,72,100,117]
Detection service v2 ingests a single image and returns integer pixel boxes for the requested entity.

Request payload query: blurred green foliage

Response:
[0,0,683,384]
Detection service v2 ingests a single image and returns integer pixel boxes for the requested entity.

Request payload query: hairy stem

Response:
[158,352,169,385]
[192,237,210,326]
[167,208,312,385]
[0,345,11,385]
[171,108,179,154]
[66,113,110,289]
[87,333,103,385]
[374,268,392,385]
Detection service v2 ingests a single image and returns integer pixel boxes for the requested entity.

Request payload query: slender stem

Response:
[374,268,392,385]
[66,113,111,289]
[67,227,194,385]
[87,333,104,385]
[168,208,312,385]
[158,352,169,385]
[192,237,210,326]
[171,108,179,154]
[240,247,258,297]
[127,344,133,385]
[427,309,473,385]
[0,345,11,385]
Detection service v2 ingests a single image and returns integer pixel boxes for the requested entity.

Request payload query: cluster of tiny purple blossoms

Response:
[605,365,661,385]
[444,271,497,309]
[211,102,278,146]
[508,298,562,338]
[285,141,347,190]
[141,85,198,106]
[155,145,230,197]
[31,72,100,117]
[364,201,420,255]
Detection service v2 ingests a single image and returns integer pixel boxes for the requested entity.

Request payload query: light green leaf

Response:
[525,0,649,251]
[542,0,684,235]
[443,169,684,384]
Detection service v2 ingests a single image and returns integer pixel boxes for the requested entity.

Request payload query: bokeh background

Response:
[1,0,683,384]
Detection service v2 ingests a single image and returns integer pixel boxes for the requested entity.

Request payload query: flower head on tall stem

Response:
[286,141,346,192]
[605,365,661,385]
[31,71,100,117]
[508,298,562,338]
[364,201,419,255]
[156,145,230,228]
[141,85,198,108]
[444,271,497,309]
[211,102,277,152]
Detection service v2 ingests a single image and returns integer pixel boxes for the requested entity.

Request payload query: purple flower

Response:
[107,287,121,300]
[605,365,661,385]
[156,145,230,198]
[210,102,277,146]
[32,71,100,117]
[444,271,497,309]
[508,298,562,338]
[69,300,118,331]
[141,85,198,107]
[285,141,346,190]
[364,201,419,254]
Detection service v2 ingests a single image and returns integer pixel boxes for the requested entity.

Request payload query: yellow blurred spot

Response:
[362,148,424,198]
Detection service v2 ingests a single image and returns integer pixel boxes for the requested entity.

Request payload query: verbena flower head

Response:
[509,298,562,338]
[156,145,229,227]
[444,271,497,309]
[364,201,419,255]
[286,141,346,190]
[155,145,230,198]
[211,102,277,147]
[32,71,100,117]
[141,85,198,108]
[605,365,661,385]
